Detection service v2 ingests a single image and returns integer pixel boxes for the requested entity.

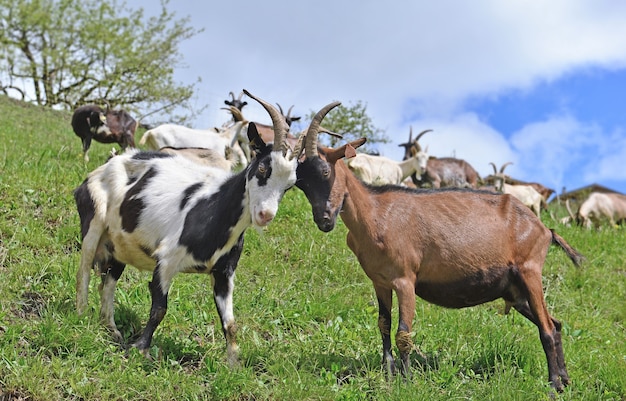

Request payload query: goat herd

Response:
[71,91,601,393]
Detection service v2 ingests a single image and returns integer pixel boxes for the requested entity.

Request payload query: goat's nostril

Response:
[258,210,275,225]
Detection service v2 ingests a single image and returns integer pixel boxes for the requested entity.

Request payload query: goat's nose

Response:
[258,210,275,225]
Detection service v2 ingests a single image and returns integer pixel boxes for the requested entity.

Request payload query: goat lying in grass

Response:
[294,135,584,392]
[74,90,340,362]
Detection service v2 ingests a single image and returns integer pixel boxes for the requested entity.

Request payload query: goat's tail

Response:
[551,229,585,267]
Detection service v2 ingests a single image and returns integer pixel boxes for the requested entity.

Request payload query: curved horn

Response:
[243,89,290,155]
[228,91,235,101]
[304,101,342,158]
[414,129,433,142]
[489,162,498,175]
[236,91,245,101]
[408,126,413,142]
[500,162,513,174]
[276,103,285,116]
[565,199,575,219]
[287,105,294,118]
[229,106,245,122]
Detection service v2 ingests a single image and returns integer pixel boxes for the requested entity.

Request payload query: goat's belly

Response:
[110,234,156,271]
[415,268,512,309]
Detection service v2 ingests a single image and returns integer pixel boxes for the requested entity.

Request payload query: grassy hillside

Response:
[0,95,624,400]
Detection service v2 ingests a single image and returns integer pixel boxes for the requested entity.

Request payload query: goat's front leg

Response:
[395,278,416,378]
[82,134,93,162]
[374,284,395,376]
[212,235,244,366]
[133,263,170,356]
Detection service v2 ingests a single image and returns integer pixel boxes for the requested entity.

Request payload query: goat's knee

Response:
[395,330,414,378]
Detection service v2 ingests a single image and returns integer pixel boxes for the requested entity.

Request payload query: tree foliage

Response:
[0,0,203,123]
[307,100,388,153]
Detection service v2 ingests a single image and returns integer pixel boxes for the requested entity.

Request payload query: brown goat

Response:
[295,136,584,392]
[420,157,482,188]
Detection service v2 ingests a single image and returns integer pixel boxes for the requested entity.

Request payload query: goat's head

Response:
[242,90,298,227]
[398,127,432,160]
[225,91,248,111]
[489,161,513,192]
[296,134,366,232]
[243,91,339,228]
[276,103,301,127]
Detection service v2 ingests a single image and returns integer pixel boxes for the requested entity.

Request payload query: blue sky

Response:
[124,1,626,195]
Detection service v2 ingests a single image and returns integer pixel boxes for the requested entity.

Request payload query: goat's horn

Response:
[500,162,513,174]
[414,129,433,142]
[229,106,245,122]
[237,91,245,100]
[408,126,413,142]
[243,89,289,155]
[287,105,294,118]
[319,126,342,138]
[304,101,342,158]
[276,103,285,115]
[289,133,307,161]
[565,199,575,219]
[489,162,497,175]
[228,91,235,101]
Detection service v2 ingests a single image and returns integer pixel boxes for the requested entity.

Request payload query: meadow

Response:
[0,95,624,400]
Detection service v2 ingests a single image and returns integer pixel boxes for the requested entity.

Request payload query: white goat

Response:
[572,192,626,229]
[139,120,249,168]
[346,151,429,186]
[491,162,543,217]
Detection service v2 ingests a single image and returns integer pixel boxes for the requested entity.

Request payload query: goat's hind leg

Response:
[99,259,126,344]
[514,271,569,392]
[76,224,106,314]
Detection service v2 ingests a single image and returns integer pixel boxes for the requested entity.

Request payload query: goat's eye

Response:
[323,168,330,177]
[258,165,266,174]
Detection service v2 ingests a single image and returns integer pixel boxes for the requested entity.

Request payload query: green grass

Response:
[0,94,624,400]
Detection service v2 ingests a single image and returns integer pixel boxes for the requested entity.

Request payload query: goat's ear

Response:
[344,144,357,159]
[247,122,269,154]
[326,138,366,163]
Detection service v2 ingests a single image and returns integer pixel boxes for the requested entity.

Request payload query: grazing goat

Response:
[346,151,429,186]
[490,162,543,217]
[139,120,248,168]
[419,157,482,189]
[294,134,584,392]
[71,104,138,162]
[74,90,340,362]
[568,192,626,229]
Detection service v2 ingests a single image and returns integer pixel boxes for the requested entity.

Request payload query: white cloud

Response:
[130,1,626,192]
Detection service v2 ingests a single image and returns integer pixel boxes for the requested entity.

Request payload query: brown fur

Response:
[296,138,583,392]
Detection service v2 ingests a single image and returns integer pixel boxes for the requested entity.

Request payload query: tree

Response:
[0,0,203,123]
[306,100,388,154]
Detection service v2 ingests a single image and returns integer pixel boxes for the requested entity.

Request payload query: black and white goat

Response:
[74,90,341,362]
[71,104,138,162]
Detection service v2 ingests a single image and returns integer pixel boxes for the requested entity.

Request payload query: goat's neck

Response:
[337,162,379,236]
[397,158,419,180]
